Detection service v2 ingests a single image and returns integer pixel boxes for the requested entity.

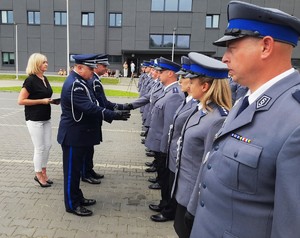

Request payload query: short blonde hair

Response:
[26,53,47,75]
[197,77,232,112]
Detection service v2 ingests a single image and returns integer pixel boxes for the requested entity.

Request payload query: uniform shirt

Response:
[22,74,53,121]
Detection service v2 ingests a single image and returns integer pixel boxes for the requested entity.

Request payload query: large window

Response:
[82,12,94,26]
[2,52,15,65]
[54,11,67,25]
[206,14,219,28]
[108,55,122,63]
[1,10,13,24]
[150,34,190,49]
[109,13,122,27]
[28,11,40,25]
[151,0,192,11]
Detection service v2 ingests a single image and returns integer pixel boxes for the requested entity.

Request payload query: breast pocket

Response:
[215,137,262,194]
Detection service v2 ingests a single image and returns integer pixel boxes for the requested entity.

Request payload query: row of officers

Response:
[18,1,300,237]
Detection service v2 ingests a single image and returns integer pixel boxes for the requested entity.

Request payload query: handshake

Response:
[113,110,131,121]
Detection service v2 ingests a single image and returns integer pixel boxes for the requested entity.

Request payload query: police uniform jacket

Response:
[172,103,228,208]
[57,71,109,146]
[144,81,164,128]
[167,97,198,173]
[145,82,185,153]
[88,73,119,111]
[190,71,300,238]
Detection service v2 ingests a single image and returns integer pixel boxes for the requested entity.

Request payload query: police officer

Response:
[81,54,125,184]
[145,57,185,214]
[57,54,130,216]
[171,53,232,237]
[189,1,300,237]
[150,56,198,222]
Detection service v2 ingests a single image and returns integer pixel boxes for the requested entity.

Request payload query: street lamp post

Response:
[171,27,177,62]
[14,22,19,80]
[66,0,70,75]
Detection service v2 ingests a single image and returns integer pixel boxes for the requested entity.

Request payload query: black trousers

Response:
[82,146,94,178]
[62,145,86,210]
[161,170,178,219]
[155,152,169,208]
[174,203,191,238]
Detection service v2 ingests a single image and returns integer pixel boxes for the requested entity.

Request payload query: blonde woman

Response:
[172,52,232,238]
[18,53,56,187]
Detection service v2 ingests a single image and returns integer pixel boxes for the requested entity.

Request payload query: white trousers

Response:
[26,120,52,172]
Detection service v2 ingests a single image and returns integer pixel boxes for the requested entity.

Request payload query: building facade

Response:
[1,0,300,74]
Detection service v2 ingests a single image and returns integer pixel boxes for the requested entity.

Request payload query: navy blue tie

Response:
[236,96,249,117]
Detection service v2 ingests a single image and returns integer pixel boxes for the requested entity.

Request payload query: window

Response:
[151,0,192,11]
[28,11,40,25]
[108,55,122,63]
[54,11,67,25]
[109,13,122,27]
[2,52,15,65]
[206,14,219,28]
[1,10,13,24]
[82,12,94,26]
[150,34,190,49]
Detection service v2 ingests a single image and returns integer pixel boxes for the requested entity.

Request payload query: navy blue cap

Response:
[186,52,228,79]
[176,56,191,76]
[94,54,110,66]
[214,1,300,47]
[73,54,98,68]
[154,57,181,72]
[142,61,151,67]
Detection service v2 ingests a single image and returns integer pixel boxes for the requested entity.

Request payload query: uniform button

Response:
[207,164,212,169]
[200,201,205,207]
[214,145,219,151]
[234,151,238,157]
[202,183,207,189]
[199,183,202,188]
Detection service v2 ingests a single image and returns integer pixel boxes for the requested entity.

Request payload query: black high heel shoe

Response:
[34,176,51,188]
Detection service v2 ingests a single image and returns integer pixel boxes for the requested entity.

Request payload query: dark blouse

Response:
[22,74,53,121]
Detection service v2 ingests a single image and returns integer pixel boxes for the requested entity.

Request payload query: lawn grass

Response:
[0,86,138,97]
[0,74,119,85]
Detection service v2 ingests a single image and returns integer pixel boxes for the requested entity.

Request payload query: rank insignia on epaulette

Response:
[173,87,179,93]
[256,95,271,109]
[292,90,300,103]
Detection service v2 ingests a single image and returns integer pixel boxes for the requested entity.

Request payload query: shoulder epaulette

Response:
[173,87,179,93]
[292,90,300,103]
[217,106,229,116]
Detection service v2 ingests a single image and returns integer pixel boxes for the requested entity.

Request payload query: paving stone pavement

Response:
[0,84,177,237]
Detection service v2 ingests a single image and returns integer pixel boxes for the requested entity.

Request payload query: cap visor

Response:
[154,66,163,71]
[213,35,245,47]
[176,70,188,75]
[185,73,199,79]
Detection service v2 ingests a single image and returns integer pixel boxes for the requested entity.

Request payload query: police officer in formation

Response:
[150,56,199,222]
[144,57,186,216]
[171,52,232,237]
[189,1,300,237]
[57,54,130,216]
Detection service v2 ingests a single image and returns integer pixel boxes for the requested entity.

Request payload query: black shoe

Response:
[145,161,153,167]
[34,176,51,188]
[46,179,53,184]
[150,213,172,222]
[82,177,101,184]
[148,182,161,190]
[145,166,156,173]
[146,151,155,157]
[140,131,146,137]
[81,198,96,206]
[90,170,104,179]
[66,206,93,216]
[149,204,162,212]
[148,177,158,183]
[141,138,145,144]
